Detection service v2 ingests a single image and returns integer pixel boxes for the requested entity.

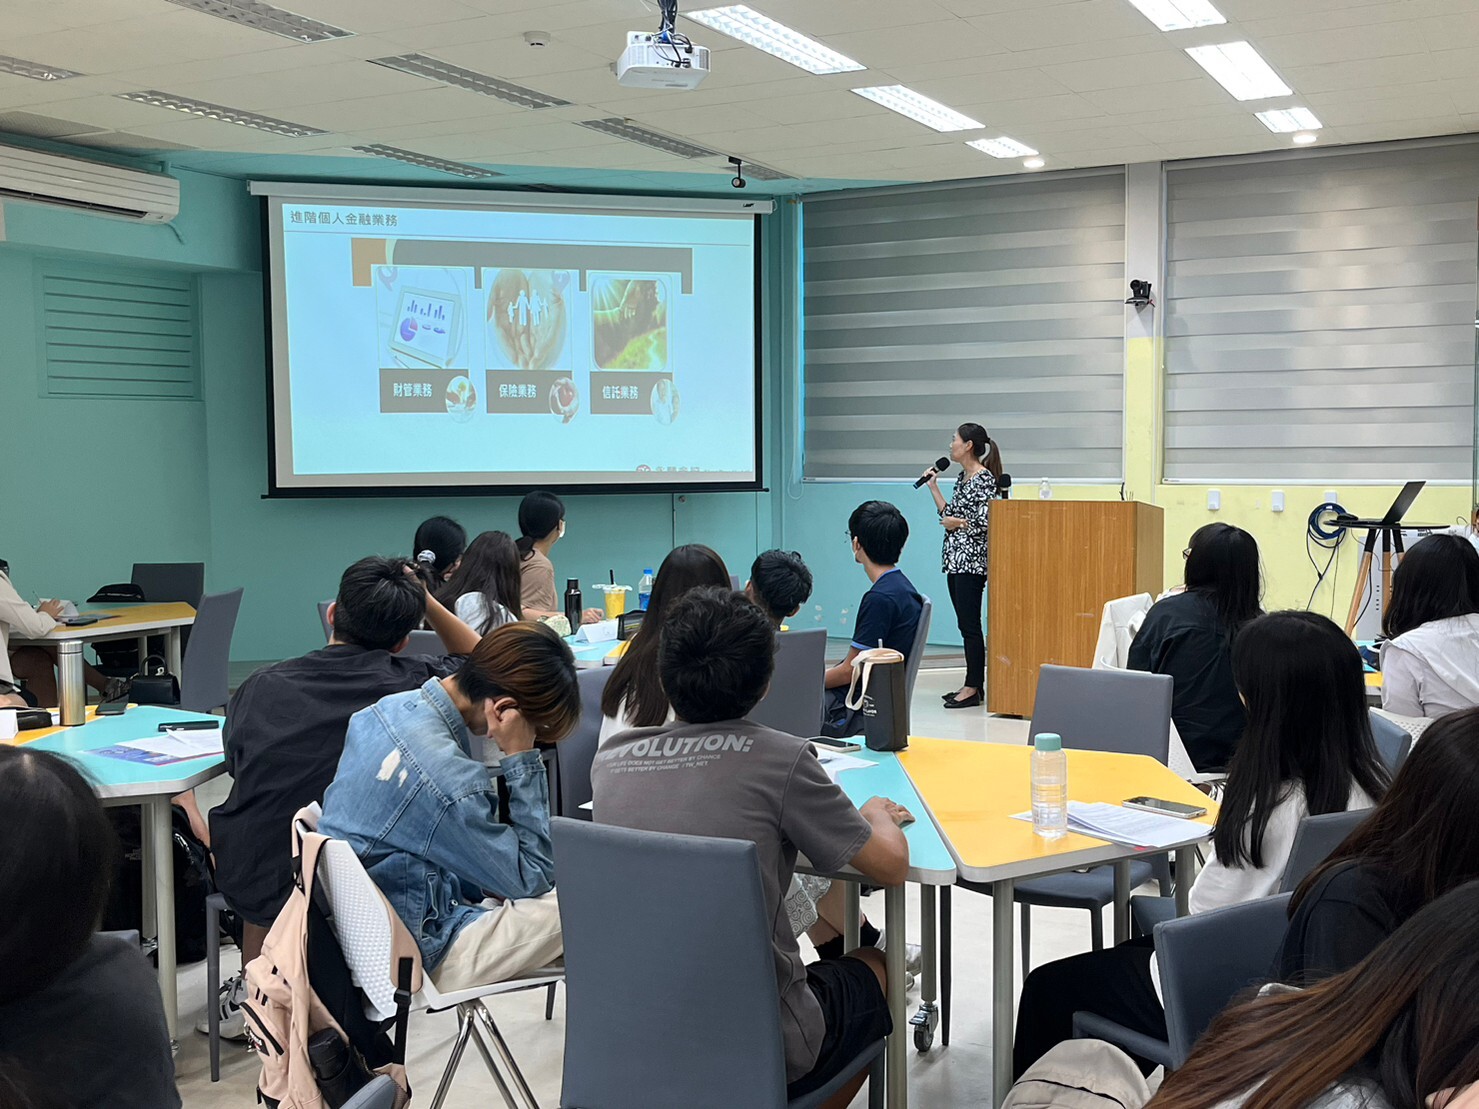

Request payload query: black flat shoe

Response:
[943,692,982,709]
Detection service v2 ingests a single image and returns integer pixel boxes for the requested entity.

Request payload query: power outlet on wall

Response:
[1207,489,1221,511]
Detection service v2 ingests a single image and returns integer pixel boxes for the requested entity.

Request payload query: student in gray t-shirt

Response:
[593,586,912,1105]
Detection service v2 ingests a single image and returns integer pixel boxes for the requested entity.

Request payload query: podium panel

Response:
[987,500,1163,716]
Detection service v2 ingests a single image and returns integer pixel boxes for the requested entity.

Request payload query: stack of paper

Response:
[815,750,875,783]
[1013,801,1203,849]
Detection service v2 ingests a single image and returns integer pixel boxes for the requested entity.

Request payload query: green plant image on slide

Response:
[592,276,669,370]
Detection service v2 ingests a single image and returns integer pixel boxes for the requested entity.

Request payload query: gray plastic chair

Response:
[318,599,333,642]
[1157,893,1293,1066]
[132,562,205,606]
[730,574,742,592]
[904,595,932,704]
[1279,809,1368,893]
[749,629,827,737]
[1369,710,1413,772]
[402,629,444,656]
[343,1076,399,1109]
[552,818,884,1109]
[179,588,243,714]
[559,667,612,819]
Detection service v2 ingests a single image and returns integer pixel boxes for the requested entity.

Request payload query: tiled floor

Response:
[176,668,1122,1108]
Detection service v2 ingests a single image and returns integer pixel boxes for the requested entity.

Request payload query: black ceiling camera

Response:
[1126,279,1154,307]
[728,155,747,189]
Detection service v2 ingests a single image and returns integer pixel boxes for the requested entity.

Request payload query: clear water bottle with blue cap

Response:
[638,568,654,611]
[1031,732,1068,840]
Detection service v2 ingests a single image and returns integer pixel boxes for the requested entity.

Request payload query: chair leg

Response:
[1019,903,1031,980]
[1090,905,1104,952]
[867,1052,885,1109]
[473,1000,542,1109]
[465,1004,525,1109]
[941,886,952,1047]
[428,1006,476,1109]
[544,981,557,1021]
[206,898,220,1082]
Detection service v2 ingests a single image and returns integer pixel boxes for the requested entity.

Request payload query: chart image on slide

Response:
[592,274,669,370]
[376,266,470,370]
[485,268,570,371]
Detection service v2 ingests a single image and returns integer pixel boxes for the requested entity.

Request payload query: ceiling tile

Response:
[1257,23,1430,68]
[1040,50,1203,92]
[824,19,1012,67]
[965,2,1159,51]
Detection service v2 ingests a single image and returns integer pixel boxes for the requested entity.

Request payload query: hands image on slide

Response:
[486,268,570,371]
[592,275,669,370]
[551,377,579,424]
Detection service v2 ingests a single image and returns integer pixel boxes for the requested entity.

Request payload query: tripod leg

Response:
[1381,529,1394,628]
[1345,543,1376,636]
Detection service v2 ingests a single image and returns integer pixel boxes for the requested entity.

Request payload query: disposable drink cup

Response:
[596,585,630,619]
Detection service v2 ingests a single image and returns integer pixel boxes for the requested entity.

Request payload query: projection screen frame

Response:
[252,182,768,499]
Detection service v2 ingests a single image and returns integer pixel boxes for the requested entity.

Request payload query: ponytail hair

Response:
[958,422,1003,481]
[411,516,466,584]
[516,490,566,561]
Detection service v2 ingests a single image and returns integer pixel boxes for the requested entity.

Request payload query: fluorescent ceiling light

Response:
[1185,41,1291,101]
[1023,157,1046,170]
[852,85,983,132]
[163,0,353,42]
[577,118,719,158]
[368,54,568,109]
[1255,106,1322,133]
[0,54,84,80]
[967,136,1039,158]
[742,161,795,181]
[351,144,500,178]
[117,91,326,136]
[1124,0,1225,32]
[684,5,864,74]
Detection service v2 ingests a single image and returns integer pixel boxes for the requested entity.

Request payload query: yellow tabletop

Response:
[899,737,1218,884]
[16,602,197,642]
[12,704,112,744]
[1365,671,1382,689]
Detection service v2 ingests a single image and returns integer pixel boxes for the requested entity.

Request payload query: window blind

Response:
[1164,141,1479,483]
[38,260,198,399]
[802,171,1126,482]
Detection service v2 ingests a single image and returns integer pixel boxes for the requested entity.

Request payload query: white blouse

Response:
[0,571,57,691]
[453,593,516,637]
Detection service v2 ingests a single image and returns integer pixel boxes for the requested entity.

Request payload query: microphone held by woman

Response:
[913,456,952,489]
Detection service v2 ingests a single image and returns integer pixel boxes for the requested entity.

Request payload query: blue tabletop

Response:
[21,706,228,800]
[827,747,956,885]
[565,634,621,668]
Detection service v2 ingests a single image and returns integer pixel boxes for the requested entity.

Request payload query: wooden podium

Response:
[987,500,1164,717]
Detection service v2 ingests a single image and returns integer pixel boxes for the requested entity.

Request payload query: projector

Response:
[617,31,711,90]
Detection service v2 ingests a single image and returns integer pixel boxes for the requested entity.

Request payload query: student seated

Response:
[1277,705,1479,985]
[1,557,114,708]
[411,514,467,587]
[319,622,580,991]
[437,529,523,635]
[822,501,922,737]
[205,556,481,1039]
[0,747,179,1109]
[1128,522,1262,772]
[516,490,601,624]
[598,543,731,743]
[746,549,814,629]
[593,587,912,1107]
[1013,611,1390,1078]
[1379,533,1479,719]
[1149,880,1479,1109]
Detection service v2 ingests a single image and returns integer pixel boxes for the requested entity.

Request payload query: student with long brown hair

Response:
[438,529,524,634]
[1150,880,1479,1109]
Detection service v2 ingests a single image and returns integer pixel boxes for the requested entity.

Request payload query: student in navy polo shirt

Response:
[821,500,922,737]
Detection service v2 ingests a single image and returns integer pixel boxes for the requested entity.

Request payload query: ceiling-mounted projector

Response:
[617,30,711,89]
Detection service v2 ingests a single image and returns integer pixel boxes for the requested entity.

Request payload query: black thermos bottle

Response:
[564,578,583,629]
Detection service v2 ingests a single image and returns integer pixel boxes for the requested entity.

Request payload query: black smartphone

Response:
[158,720,220,732]
[96,699,128,717]
[1123,796,1208,819]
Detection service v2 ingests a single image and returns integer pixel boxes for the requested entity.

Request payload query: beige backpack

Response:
[1003,1040,1160,1109]
[244,807,422,1109]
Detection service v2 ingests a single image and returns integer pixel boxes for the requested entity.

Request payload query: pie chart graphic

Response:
[398,317,418,342]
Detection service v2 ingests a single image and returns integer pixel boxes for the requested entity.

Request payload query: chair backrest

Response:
[1279,810,1368,894]
[748,628,826,738]
[552,818,790,1109]
[559,667,612,819]
[342,1075,399,1109]
[315,837,409,1021]
[730,573,742,593]
[402,630,443,656]
[318,599,333,643]
[179,587,243,713]
[132,562,205,607]
[1030,665,1173,762]
[904,594,933,704]
[1368,710,1413,773]
[1155,893,1293,1068]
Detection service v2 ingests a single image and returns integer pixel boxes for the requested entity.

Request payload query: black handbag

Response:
[130,654,180,706]
[88,582,146,604]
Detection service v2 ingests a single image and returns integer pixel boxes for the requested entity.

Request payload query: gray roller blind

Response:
[1165,142,1479,483]
[802,172,1126,482]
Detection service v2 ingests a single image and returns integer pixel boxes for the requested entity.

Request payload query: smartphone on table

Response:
[1122,795,1207,819]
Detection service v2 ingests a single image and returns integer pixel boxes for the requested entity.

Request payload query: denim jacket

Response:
[319,678,555,970]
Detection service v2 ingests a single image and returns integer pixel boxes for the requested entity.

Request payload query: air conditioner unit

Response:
[0,143,180,223]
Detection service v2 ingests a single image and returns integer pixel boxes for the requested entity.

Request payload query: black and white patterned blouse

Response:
[940,469,997,575]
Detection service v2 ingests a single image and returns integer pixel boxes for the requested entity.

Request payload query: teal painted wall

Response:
[2,177,964,664]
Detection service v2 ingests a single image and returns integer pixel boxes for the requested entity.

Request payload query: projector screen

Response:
[253,183,763,495]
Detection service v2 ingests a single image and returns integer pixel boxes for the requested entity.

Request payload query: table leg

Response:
[165,628,183,686]
[57,640,86,725]
[1174,847,1194,916]
[141,803,158,948]
[909,884,939,1053]
[137,634,149,670]
[991,878,1015,1108]
[149,796,179,1040]
[884,882,908,1109]
[844,880,861,950]
[1113,860,1132,945]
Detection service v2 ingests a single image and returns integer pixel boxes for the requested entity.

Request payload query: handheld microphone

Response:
[913,457,951,489]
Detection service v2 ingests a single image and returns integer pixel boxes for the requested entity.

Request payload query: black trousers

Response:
[1012,936,1164,1080]
[946,572,987,689]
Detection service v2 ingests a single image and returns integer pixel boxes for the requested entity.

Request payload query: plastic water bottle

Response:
[638,568,654,611]
[1039,478,1053,500]
[1031,732,1068,840]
